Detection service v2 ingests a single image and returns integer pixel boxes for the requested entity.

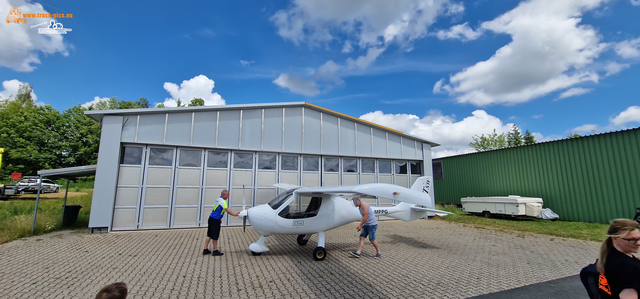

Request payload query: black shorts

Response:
[207,217,222,240]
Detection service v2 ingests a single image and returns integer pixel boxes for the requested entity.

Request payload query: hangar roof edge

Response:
[84,102,439,146]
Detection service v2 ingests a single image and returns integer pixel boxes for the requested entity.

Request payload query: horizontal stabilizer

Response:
[411,206,453,215]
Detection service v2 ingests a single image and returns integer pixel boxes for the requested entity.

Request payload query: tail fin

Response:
[409,176,436,216]
[410,176,432,195]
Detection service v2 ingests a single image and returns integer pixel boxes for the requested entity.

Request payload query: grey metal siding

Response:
[263,108,283,151]
[165,112,192,145]
[137,114,165,143]
[372,128,387,157]
[192,111,217,147]
[240,109,262,150]
[121,116,137,142]
[322,113,339,155]
[217,110,240,148]
[283,107,302,152]
[357,125,372,156]
[89,115,124,230]
[388,134,402,158]
[303,108,321,154]
[340,119,356,156]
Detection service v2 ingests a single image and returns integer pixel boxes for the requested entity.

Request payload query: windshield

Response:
[268,189,295,210]
[19,178,38,183]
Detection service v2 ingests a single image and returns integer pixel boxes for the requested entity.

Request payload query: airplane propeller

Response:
[242,184,247,232]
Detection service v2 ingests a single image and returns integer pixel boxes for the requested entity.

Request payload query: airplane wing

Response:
[296,183,432,207]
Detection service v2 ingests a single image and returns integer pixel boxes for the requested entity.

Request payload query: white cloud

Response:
[0,0,70,72]
[81,96,110,108]
[0,79,37,102]
[610,106,640,126]
[572,124,598,133]
[342,40,353,54]
[161,75,225,107]
[240,60,255,66]
[615,37,640,58]
[436,0,607,106]
[631,0,640,6]
[273,73,320,96]
[346,47,386,70]
[556,87,593,100]
[270,0,460,95]
[359,109,513,157]
[532,114,543,119]
[436,22,483,41]
[605,62,630,76]
[274,60,345,96]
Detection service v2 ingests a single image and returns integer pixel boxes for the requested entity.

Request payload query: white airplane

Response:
[237,176,452,261]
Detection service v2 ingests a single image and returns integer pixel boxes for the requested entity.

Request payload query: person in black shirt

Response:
[597,219,640,299]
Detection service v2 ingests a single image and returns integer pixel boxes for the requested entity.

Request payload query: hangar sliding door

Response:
[112,146,145,230]
[378,160,394,206]
[202,150,230,227]
[322,157,340,186]
[302,156,320,187]
[139,147,175,229]
[256,153,277,206]
[229,152,254,226]
[171,148,203,228]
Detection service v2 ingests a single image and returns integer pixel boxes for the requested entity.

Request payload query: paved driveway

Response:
[0,220,599,298]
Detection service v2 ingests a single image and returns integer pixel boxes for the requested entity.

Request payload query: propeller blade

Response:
[243,216,247,232]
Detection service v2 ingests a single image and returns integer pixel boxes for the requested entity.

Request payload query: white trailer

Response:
[461,196,543,218]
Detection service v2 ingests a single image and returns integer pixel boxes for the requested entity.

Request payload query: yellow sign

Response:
[0,148,3,170]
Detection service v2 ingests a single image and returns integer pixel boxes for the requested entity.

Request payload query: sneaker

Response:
[212,250,224,256]
[350,251,361,258]
[202,249,212,255]
[374,253,382,259]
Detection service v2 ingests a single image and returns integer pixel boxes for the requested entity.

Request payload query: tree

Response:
[188,98,204,106]
[15,83,35,108]
[175,98,186,107]
[469,129,507,152]
[135,97,150,108]
[524,130,536,145]
[568,132,581,138]
[156,103,165,108]
[89,97,151,110]
[60,105,101,167]
[0,100,66,177]
[507,125,524,147]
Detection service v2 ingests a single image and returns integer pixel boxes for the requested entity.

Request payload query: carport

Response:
[31,165,97,234]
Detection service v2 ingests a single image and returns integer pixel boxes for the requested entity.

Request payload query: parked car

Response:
[0,184,24,199]
[16,176,60,193]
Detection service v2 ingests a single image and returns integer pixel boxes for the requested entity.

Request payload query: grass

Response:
[0,190,92,244]
[434,204,609,242]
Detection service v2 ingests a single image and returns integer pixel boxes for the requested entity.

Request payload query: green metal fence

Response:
[433,128,640,223]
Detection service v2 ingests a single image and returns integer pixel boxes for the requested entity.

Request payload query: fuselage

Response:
[247,193,363,236]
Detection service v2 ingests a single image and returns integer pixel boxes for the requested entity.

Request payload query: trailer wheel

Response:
[482,211,491,218]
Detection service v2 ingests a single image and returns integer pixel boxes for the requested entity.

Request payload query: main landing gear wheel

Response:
[297,235,308,246]
[312,247,327,261]
[251,251,262,256]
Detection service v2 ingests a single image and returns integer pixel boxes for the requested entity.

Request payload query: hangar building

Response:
[85,102,439,232]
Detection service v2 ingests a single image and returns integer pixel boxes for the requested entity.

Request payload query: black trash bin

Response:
[62,205,82,226]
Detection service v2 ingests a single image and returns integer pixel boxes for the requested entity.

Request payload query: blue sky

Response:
[1,0,639,157]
